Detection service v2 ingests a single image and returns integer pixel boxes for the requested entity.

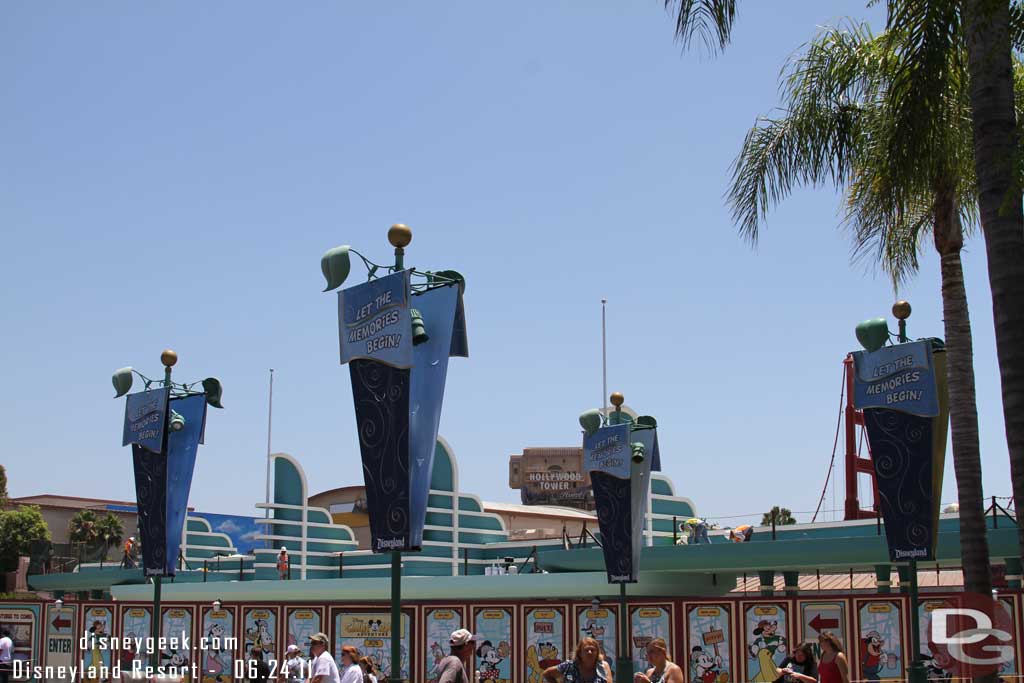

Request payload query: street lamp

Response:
[213,599,222,611]
[113,349,223,669]
[54,598,63,610]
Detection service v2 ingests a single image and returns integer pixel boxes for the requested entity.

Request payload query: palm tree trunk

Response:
[962,0,1024,559]
[934,186,992,597]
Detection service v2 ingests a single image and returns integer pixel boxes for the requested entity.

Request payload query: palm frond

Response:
[664,0,736,55]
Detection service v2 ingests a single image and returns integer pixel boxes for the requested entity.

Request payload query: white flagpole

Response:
[601,299,608,417]
[265,368,274,519]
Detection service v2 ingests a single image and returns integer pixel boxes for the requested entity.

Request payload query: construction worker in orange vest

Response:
[122,536,136,568]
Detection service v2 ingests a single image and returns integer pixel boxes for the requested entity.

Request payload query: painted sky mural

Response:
[192,512,264,554]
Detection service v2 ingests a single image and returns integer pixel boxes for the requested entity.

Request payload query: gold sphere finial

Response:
[893,300,912,320]
[610,391,625,408]
[161,349,178,367]
[388,224,412,248]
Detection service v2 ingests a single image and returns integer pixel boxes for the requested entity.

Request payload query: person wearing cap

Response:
[435,629,476,683]
[308,633,341,683]
[283,644,306,683]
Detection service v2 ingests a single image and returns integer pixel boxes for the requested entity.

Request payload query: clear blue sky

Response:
[2,1,1011,527]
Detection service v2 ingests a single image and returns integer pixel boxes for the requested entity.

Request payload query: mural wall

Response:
[742,602,789,683]
[856,600,904,683]
[576,604,617,664]
[332,609,411,681]
[523,606,565,683]
[473,607,513,683]
[200,606,235,683]
[13,592,1023,683]
[424,608,463,683]
[686,603,731,683]
[630,605,672,674]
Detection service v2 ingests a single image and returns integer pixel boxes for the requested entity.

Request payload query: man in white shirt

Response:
[307,633,340,683]
[0,628,13,683]
[337,645,362,683]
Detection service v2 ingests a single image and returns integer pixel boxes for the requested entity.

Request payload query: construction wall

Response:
[3,592,1020,683]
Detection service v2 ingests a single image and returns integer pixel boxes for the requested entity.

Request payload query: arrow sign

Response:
[52,615,71,631]
[808,614,839,632]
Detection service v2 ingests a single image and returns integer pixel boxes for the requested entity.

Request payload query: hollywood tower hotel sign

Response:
[508,447,595,510]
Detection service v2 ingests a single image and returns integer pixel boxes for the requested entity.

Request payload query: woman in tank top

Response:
[817,632,850,683]
[634,638,684,683]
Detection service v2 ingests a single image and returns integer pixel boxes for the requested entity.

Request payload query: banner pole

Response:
[617,582,630,683]
[149,361,172,670]
[907,559,925,683]
[151,575,162,669]
[391,551,402,682]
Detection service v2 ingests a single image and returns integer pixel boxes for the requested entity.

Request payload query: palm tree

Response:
[883,0,1024,563]
[96,513,124,554]
[761,506,797,526]
[68,509,100,546]
[663,0,1024,576]
[726,22,1021,597]
[961,0,1024,569]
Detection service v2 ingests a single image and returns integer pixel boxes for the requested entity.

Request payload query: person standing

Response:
[308,634,341,683]
[774,643,817,683]
[338,646,362,683]
[635,638,684,683]
[0,628,13,683]
[541,637,613,683]
[283,645,306,683]
[277,548,289,580]
[247,647,270,683]
[435,629,477,683]
[817,632,850,683]
[358,656,378,683]
[121,537,136,569]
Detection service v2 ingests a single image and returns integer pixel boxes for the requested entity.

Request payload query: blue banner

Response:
[129,392,206,576]
[164,394,206,575]
[852,341,939,417]
[853,341,948,563]
[407,284,462,549]
[132,444,168,576]
[346,280,468,553]
[863,408,937,561]
[338,270,413,369]
[123,388,169,453]
[583,422,654,583]
[350,360,412,551]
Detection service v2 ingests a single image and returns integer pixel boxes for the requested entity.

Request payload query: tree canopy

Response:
[0,505,51,572]
[762,506,797,526]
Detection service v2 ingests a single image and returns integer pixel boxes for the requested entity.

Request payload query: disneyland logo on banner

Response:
[929,593,1014,678]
